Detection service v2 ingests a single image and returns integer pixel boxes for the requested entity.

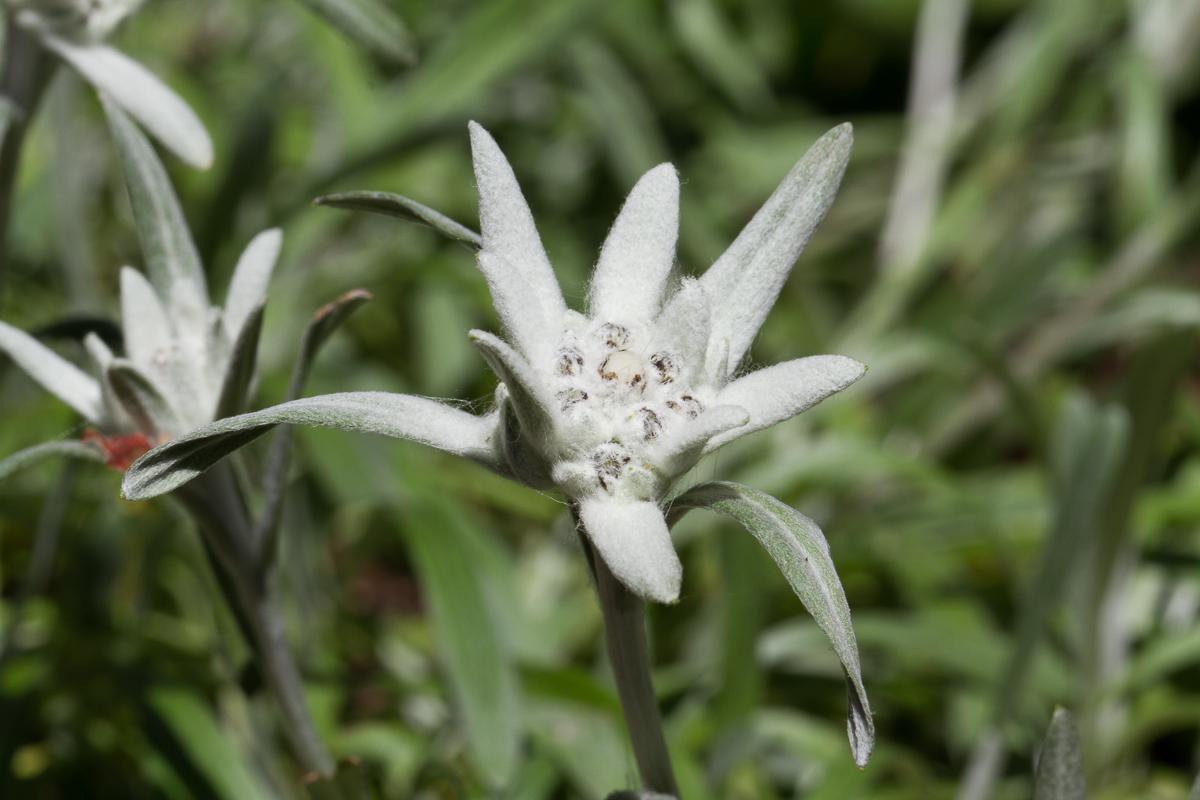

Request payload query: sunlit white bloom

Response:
[4,0,212,167]
[122,121,864,604]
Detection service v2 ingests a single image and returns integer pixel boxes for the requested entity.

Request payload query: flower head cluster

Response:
[0,106,281,467]
[123,121,864,605]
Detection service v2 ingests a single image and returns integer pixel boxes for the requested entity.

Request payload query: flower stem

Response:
[0,18,54,306]
[180,467,335,777]
[575,509,679,796]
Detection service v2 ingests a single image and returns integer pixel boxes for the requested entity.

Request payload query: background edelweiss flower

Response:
[0,103,281,473]
[120,120,864,606]
[4,0,211,167]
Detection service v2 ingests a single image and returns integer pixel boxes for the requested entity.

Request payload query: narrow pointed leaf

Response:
[255,291,372,562]
[102,98,209,325]
[1033,708,1085,800]
[469,329,556,444]
[291,0,418,66]
[589,163,679,326]
[315,191,481,247]
[224,228,282,343]
[706,355,866,451]
[475,251,556,362]
[0,320,103,422]
[699,124,853,379]
[119,266,172,374]
[0,440,105,481]
[468,121,566,320]
[214,305,264,420]
[670,481,874,767]
[41,35,212,168]
[123,392,501,500]
[108,359,178,437]
[579,497,682,604]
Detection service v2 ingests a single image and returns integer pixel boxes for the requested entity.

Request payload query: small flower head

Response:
[465,121,864,602]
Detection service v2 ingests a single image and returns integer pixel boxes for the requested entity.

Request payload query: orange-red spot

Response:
[82,429,154,472]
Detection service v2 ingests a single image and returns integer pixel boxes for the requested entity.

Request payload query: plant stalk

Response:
[181,466,335,777]
[0,17,55,305]
[574,509,679,797]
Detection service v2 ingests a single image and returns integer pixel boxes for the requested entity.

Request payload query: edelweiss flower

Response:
[5,0,211,167]
[0,105,279,472]
[122,121,864,604]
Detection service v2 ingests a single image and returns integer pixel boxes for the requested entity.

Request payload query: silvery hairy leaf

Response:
[0,439,105,481]
[290,0,417,66]
[101,98,209,328]
[106,358,176,436]
[38,31,212,168]
[698,123,852,380]
[669,481,874,767]
[1033,708,1085,800]
[122,392,501,500]
[314,191,481,248]
[0,319,103,422]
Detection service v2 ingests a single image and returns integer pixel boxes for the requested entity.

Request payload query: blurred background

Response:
[2,0,1200,797]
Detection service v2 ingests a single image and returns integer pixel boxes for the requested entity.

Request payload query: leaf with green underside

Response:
[669,481,873,767]
[0,440,105,481]
[1033,708,1085,800]
[213,305,264,420]
[147,688,271,800]
[254,290,372,562]
[107,358,177,437]
[101,98,209,327]
[291,0,417,67]
[314,191,481,247]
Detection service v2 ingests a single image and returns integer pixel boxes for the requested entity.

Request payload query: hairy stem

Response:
[181,466,334,776]
[0,18,55,305]
[574,509,678,796]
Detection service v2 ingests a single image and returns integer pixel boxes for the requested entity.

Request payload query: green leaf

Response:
[314,191,481,247]
[213,305,264,420]
[255,290,372,561]
[1033,708,1085,800]
[303,757,374,800]
[101,98,209,327]
[222,228,282,344]
[670,481,873,767]
[147,688,271,800]
[291,0,417,66]
[0,439,104,481]
[391,493,520,786]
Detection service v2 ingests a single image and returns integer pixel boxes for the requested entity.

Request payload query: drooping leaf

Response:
[291,0,417,66]
[40,34,212,168]
[1033,708,1085,800]
[314,191,481,247]
[670,481,874,767]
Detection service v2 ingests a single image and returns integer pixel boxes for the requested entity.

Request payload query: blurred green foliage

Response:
[2,0,1200,797]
